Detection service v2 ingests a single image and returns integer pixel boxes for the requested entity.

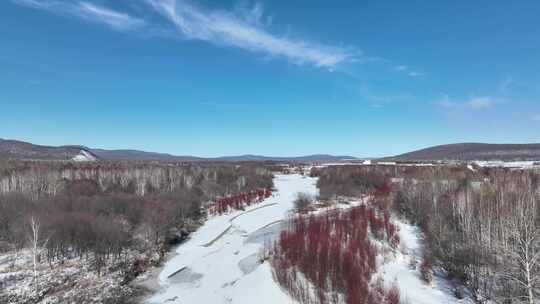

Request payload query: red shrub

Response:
[208,188,273,215]
[374,183,392,197]
[270,206,400,304]
[385,283,401,304]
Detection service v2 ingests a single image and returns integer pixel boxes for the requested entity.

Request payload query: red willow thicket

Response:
[270,205,400,304]
[208,188,272,215]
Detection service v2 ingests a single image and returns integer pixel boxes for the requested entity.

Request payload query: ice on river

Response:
[146,174,318,304]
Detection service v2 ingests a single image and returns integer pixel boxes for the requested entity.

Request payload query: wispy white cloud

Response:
[144,0,356,69]
[12,0,406,71]
[436,95,499,110]
[78,2,146,30]
[407,71,424,77]
[394,64,424,77]
[11,0,145,31]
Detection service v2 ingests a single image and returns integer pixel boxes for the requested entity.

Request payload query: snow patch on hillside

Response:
[72,150,97,162]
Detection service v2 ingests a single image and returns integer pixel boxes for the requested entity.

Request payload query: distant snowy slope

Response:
[72,150,98,162]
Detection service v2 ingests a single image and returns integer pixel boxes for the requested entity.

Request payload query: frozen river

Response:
[146,174,318,304]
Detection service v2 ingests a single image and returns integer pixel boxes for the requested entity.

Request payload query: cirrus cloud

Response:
[11,0,146,31]
[144,0,357,69]
[11,0,383,70]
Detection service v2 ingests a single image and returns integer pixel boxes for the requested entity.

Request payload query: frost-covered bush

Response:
[293,192,313,211]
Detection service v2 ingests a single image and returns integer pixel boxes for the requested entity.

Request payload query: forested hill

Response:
[0,138,94,161]
[0,138,355,162]
[389,143,540,161]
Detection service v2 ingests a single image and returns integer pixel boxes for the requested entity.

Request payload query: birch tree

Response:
[496,191,540,304]
[28,216,48,297]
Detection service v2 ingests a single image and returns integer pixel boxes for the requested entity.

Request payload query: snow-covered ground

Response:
[378,218,474,304]
[0,247,137,303]
[474,160,539,169]
[146,174,318,304]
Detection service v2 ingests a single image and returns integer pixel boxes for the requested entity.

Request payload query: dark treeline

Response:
[0,162,273,276]
[316,164,540,303]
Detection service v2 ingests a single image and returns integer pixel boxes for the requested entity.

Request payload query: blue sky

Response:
[1,0,540,157]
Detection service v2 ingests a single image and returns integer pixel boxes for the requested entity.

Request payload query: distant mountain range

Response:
[4,139,539,163]
[91,149,355,162]
[390,143,540,161]
[0,139,356,162]
[211,154,357,162]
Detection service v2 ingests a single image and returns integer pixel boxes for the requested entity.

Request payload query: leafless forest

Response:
[3,160,540,303]
[0,161,273,303]
[313,164,540,303]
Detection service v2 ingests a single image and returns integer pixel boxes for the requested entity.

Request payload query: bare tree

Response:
[294,192,313,211]
[495,191,540,304]
[27,216,48,297]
